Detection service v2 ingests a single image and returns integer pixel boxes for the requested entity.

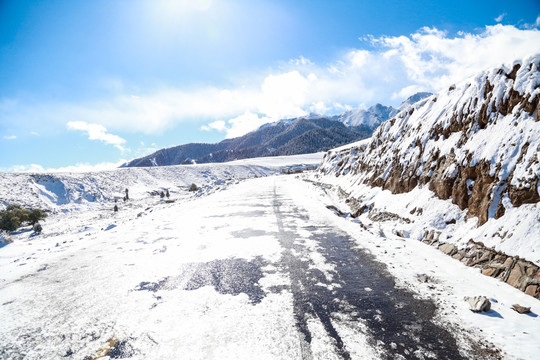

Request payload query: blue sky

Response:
[1,0,540,171]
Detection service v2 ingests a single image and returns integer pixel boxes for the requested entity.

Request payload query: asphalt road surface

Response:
[1,177,472,359]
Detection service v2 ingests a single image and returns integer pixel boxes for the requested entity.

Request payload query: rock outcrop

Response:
[318,55,540,299]
[464,296,491,312]
[320,54,540,226]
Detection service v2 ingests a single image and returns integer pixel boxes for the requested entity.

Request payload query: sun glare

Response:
[156,0,213,16]
[143,0,218,40]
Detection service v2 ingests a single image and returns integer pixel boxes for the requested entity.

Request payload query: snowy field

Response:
[1,154,539,359]
[0,153,324,212]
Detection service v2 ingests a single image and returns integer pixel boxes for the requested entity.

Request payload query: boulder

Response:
[464,296,491,312]
[511,304,531,314]
[452,251,466,261]
[506,262,527,290]
[525,264,539,277]
[502,257,514,267]
[475,250,495,265]
[439,243,457,256]
[492,254,508,264]
[524,284,539,298]
[482,267,500,278]
[508,178,540,207]
[326,205,345,217]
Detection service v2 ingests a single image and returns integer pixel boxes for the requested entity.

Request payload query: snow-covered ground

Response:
[1,154,539,359]
[0,153,324,213]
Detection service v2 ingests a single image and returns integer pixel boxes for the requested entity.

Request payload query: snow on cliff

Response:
[336,104,398,128]
[318,54,540,264]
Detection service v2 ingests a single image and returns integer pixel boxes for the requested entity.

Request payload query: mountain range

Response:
[121,93,431,168]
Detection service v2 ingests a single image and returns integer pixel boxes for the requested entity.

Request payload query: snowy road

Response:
[271,183,465,359]
[0,175,528,359]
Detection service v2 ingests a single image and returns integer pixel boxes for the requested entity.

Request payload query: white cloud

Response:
[523,16,540,29]
[4,25,540,139]
[495,13,506,23]
[391,84,426,100]
[201,120,227,132]
[3,135,17,140]
[48,161,127,173]
[201,111,273,138]
[258,71,312,119]
[370,24,540,94]
[7,160,126,173]
[67,121,126,151]
[289,56,313,66]
[10,164,45,173]
[349,50,371,67]
[224,111,272,139]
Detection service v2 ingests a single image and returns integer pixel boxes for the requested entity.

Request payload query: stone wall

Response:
[423,231,540,299]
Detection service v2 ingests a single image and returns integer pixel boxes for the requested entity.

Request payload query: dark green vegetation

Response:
[0,205,47,232]
[121,118,373,167]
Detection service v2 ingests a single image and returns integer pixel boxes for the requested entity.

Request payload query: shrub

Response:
[0,230,13,244]
[0,205,48,232]
[6,205,29,223]
[28,209,47,225]
[33,223,43,234]
[0,213,20,232]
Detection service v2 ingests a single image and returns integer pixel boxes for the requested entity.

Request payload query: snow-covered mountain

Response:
[395,92,433,112]
[334,104,399,128]
[333,93,432,128]
[122,118,363,167]
[122,94,432,168]
[318,54,540,269]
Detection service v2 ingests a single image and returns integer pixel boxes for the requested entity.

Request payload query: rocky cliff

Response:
[320,54,540,226]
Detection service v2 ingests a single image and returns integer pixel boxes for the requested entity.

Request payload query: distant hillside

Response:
[122,118,365,167]
[122,94,431,168]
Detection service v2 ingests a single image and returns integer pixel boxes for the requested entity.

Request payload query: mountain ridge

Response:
[122,94,431,168]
